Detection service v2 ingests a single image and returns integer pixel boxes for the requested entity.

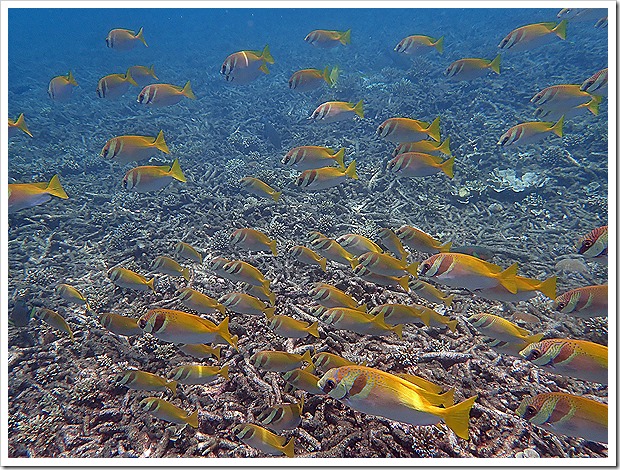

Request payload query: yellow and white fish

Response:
[244,284,277,305]
[531,84,597,110]
[219,292,274,317]
[106,27,147,51]
[533,96,600,121]
[33,308,74,341]
[122,158,187,193]
[553,285,607,318]
[289,66,337,91]
[288,245,327,271]
[251,350,313,372]
[283,367,323,395]
[498,21,567,52]
[352,265,410,291]
[99,313,143,336]
[231,228,277,255]
[128,64,158,87]
[169,364,229,385]
[376,228,408,260]
[96,68,138,99]
[377,117,441,143]
[466,313,543,346]
[336,234,383,257]
[475,275,557,302]
[321,308,403,338]
[313,352,363,372]
[581,68,608,96]
[282,146,345,171]
[108,267,155,292]
[174,241,202,264]
[100,130,169,166]
[393,138,451,158]
[266,312,320,339]
[137,81,196,107]
[309,283,365,310]
[305,29,351,48]
[309,100,364,123]
[358,252,418,277]
[116,369,177,394]
[240,177,282,202]
[8,113,33,138]
[257,397,304,432]
[498,117,564,146]
[151,255,190,281]
[409,279,454,307]
[232,423,294,457]
[394,35,444,55]
[177,288,226,314]
[221,45,274,85]
[395,225,452,254]
[222,260,270,289]
[8,175,68,214]
[372,303,457,332]
[309,236,359,269]
[139,398,198,428]
[178,343,221,360]
[48,70,78,101]
[388,153,454,179]
[56,284,90,310]
[296,161,358,190]
[445,55,501,80]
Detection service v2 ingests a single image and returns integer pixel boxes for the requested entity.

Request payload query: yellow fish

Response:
[388,153,455,179]
[56,284,90,310]
[282,146,345,171]
[99,313,143,337]
[101,130,169,166]
[174,241,203,264]
[33,308,74,342]
[8,113,33,138]
[233,423,294,457]
[137,81,196,107]
[498,117,564,147]
[531,84,597,110]
[221,45,274,85]
[305,29,351,48]
[309,100,364,123]
[309,237,359,269]
[288,245,327,272]
[396,373,445,395]
[358,252,418,277]
[151,255,190,281]
[372,303,457,332]
[308,283,365,310]
[169,364,229,385]
[96,68,138,99]
[230,228,277,255]
[466,313,543,345]
[289,66,337,91]
[177,288,226,314]
[313,352,363,372]
[394,35,444,55]
[352,265,410,291]
[244,284,277,305]
[123,158,187,193]
[250,350,313,372]
[395,225,452,254]
[139,397,198,428]
[265,312,320,339]
[475,275,557,302]
[128,64,159,87]
[321,308,403,338]
[336,233,383,257]
[106,27,147,51]
[48,70,78,101]
[240,177,282,202]
[219,292,274,317]
[9,174,68,214]
[377,117,441,143]
[222,260,270,289]
[108,267,155,292]
[446,55,501,80]
[409,279,454,307]
[393,138,451,158]
[178,343,221,360]
[115,369,177,394]
[295,161,358,190]
[533,96,600,121]
[282,367,323,395]
[498,21,567,52]
[257,397,304,432]
[376,228,408,260]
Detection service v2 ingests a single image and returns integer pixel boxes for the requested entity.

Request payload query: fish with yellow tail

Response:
[517,392,607,444]
[498,21,567,52]
[221,45,274,85]
[151,255,190,281]
[372,303,458,332]
[313,352,364,372]
[377,117,441,143]
[178,343,221,360]
[56,284,90,310]
[282,146,345,171]
[233,423,295,457]
[309,283,365,310]
[577,225,607,260]
[321,308,403,339]
[257,397,304,432]
[358,252,418,277]
[289,66,338,91]
[240,177,282,202]
[393,138,451,158]
[309,237,359,269]
[305,29,351,48]
[466,313,544,347]
[48,70,78,101]
[96,68,138,99]
[231,228,277,255]
[445,55,501,80]
[222,260,270,289]
[139,397,198,428]
[553,285,607,318]
[108,267,155,292]
[296,161,357,190]
[409,279,454,307]
[353,265,410,291]
[219,292,274,317]
[396,373,445,395]
[123,158,186,193]
[99,313,143,337]
[283,367,323,395]
[581,68,608,96]
[388,153,455,179]
[318,366,477,439]
[100,130,169,166]
[419,253,519,293]
[115,369,177,394]
[137,81,196,107]
[289,245,327,271]
[476,274,557,302]
[33,308,74,342]
[244,284,276,305]
[531,84,598,110]
[169,364,229,385]
[395,225,452,254]
[128,64,158,87]
[520,338,608,384]
[174,241,202,264]
[251,350,313,372]
[498,117,564,147]
[138,309,237,349]
[336,234,383,257]
[534,96,600,121]
[394,35,444,55]
[9,174,68,214]
[106,27,147,51]
[265,311,320,339]
[177,288,226,314]
[376,228,408,260]
[309,100,363,124]
[8,113,33,138]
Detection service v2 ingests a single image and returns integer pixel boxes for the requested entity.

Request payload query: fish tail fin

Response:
[441,395,477,440]
[46,174,69,199]
[217,317,237,350]
[489,54,501,74]
[169,158,187,183]
[322,66,333,86]
[281,437,295,458]
[446,319,458,333]
[182,267,190,282]
[551,115,564,137]
[186,409,199,429]
[212,346,222,359]
[219,364,230,380]
[537,276,557,299]
[345,160,358,180]
[440,387,456,407]
[397,275,409,292]
[339,29,351,45]
[352,100,364,119]
[438,137,451,155]
[497,263,518,294]
[329,65,340,87]
[15,114,33,137]
[149,64,159,79]
[358,303,367,313]
[418,308,431,327]
[125,68,139,87]
[406,262,419,276]
[440,156,455,178]
[136,27,148,47]
[146,278,156,292]
[393,323,403,339]
[166,380,178,396]
[230,335,239,350]
[349,256,359,269]
[434,36,444,54]
[269,239,278,256]
[301,349,313,365]
[334,148,346,169]
[272,191,282,202]
[216,303,226,314]
[319,257,327,272]
[554,19,568,40]
[426,116,441,141]
[154,130,170,154]
[268,290,276,305]
[259,63,270,74]
[264,307,275,319]
[443,294,455,308]
[586,97,601,116]
[307,321,320,338]
[181,81,196,100]
[262,279,271,290]
[439,241,452,253]
[261,44,275,64]
[67,70,78,86]
[525,333,545,344]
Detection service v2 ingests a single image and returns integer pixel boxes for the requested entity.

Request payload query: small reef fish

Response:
[296,161,358,190]
[475,275,557,302]
[318,366,477,439]
[123,158,187,193]
[557,8,608,23]
[265,312,320,339]
[336,234,383,257]
[152,255,190,281]
[449,245,494,261]
[138,309,237,348]
[175,241,202,264]
[9,174,68,214]
[321,308,403,338]
[108,267,155,292]
[99,313,143,336]
[231,228,277,255]
[221,45,274,85]
[309,283,365,310]
[56,284,90,310]
[116,369,177,394]
[595,16,608,28]
[33,308,74,341]
[308,230,328,242]
[531,84,597,110]
[553,285,607,318]
[100,130,169,166]
[313,352,362,372]
[244,284,277,305]
[353,265,410,291]
[395,225,452,254]
[139,398,198,428]
[177,288,226,314]
[577,225,607,259]
[282,368,323,395]
[232,423,295,457]
[466,313,543,345]
[520,338,608,384]
[358,252,418,277]
[178,343,221,360]
[208,256,232,278]
[533,97,600,121]
[394,35,444,55]
[128,64,158,87]
[48,70,78,101]
[376,228,408,260]
[106,27,147,51]
[8,113,33,138]
[282,146,345,171]
[169,364,229,385]
[250,350,313,372]
[517,392,607,444]
[257,397,304,432]
[96,68,138,99]
[219,292,275,317]
[304,29,351,48]
[377,117,441,143]
[137,81,196,107]
[581,68,608,96]
[309,100,364,123]
[373,303,457,332]
[309,237,359,269]
[393,138,451,157]
[388,153,455,179]
[288,245,327,272]
[498,116,564,147]
[419,253,518,293]
[445,55,501,80]
[498,21,567,52]
[289,66,337,91]
[240,177,282,202]
[409,279,454,307]
[222,260,270,289]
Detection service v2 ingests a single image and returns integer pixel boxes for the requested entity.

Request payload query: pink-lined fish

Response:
[553,285,607,318]
[577,225,607,259]
[581,68,608,96]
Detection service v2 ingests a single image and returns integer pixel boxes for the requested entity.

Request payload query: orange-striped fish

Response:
[377,117,440,143]
[128,64,159,87]
[445,55,501,80]
[309,100,364,123]
[289,66,337,91]
[96,68,138,99]
[239,177,282,202]
[305,29,351,48]
[577,225,607,259]
[122,158,186,193]
[553,285,607,318]
[106,27,147,51]
[498,21,567,52]
[9,175,68,214]
[395,225,452,254]
[230,228,277,255]
[100,130,169,166]
[497,116,564,147]
[137,81,196,107]
[48,70,78,102]
[8,113,33,138]
[394,35,444,56]
[295,161,357,190]
[581,68,608,96]
[221,45,274,85]
[282,146,345,171]
[393,138,451,158]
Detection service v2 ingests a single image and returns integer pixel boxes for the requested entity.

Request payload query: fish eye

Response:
[377,125,384,134]
[523,405,538,419]
[556,301,566,310]
[122,179,128,189]
[138,318,147,329]
[527,349,541,361]
[582,240,593,248]
[323,378,337,393]
[137,93,144,103]
[419,263,429,275]
[102,147,109,157]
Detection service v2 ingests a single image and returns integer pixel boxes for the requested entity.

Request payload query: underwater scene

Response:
[6,5,610,459]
